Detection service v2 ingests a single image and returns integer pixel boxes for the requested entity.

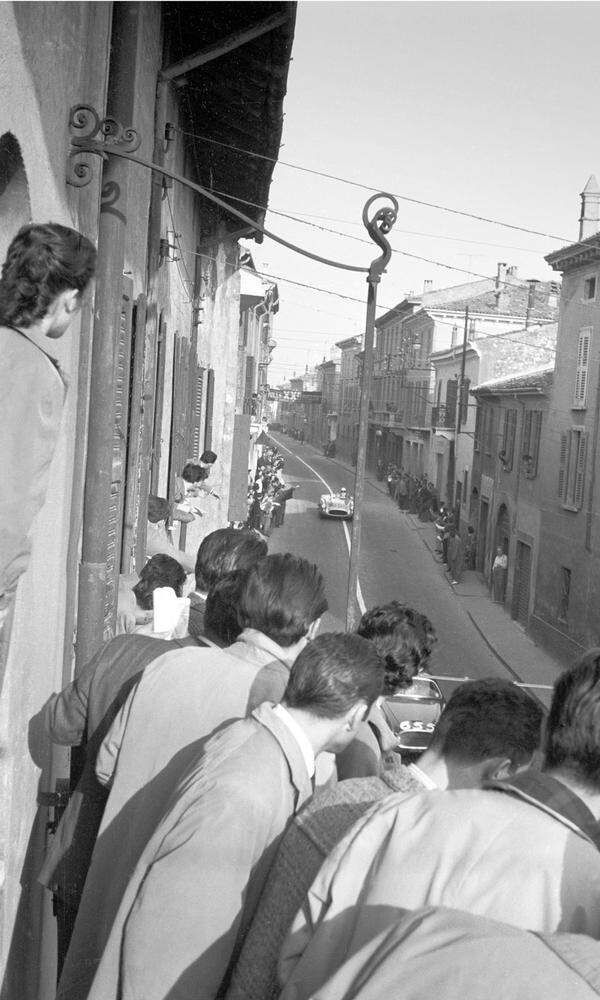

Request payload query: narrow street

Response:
[267,435,562,705]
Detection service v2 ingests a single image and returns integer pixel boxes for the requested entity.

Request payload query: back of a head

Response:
[238,553,328,647]
[195,528,268,592]
[147,495,171,524]
[182,463,209,484]
[204,573,246,646]
[200,450,217,465]
[357,602,437,693]
[545,650,600,790]
[428,678,543,767]
[283,632,384,718]
[133,554,186,610]
[0,223,96,326]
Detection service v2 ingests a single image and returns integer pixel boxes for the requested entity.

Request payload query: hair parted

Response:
[0,223,96,327]
[357,601,437,693]
[428,678,542,766]
[544,650,600,790]
[283,632,384,718]
[133,554,186,610]
[194,528,267,592]
[237,553,328,647]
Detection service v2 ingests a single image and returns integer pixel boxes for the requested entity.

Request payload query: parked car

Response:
[318,488,354,520]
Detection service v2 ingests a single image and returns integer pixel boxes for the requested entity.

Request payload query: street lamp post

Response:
[346,194,398,629]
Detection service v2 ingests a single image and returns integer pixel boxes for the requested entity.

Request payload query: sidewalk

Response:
[306,442,565,696]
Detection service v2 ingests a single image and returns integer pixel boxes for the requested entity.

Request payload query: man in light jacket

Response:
[57,553,327,1000]
[279,651,600,1000]
[69,633,384,1000]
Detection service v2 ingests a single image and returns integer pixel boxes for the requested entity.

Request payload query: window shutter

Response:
[204,368,215,451]
[531,411,543,474]
[558,431,568,501]
[574,328,592,407]
[574,431,588,509]
[445,378,458,423]
[522,410,532,460]
[150,315,167,494]
[121,294,147,574]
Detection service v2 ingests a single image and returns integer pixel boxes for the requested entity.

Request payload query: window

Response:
[445,378,458,423]
[522,409,543,477]
[474,405,482,452]
[558,567,571,622]
[500,408,517,470]
[485,406,495,456]
[573,327,592,408]
[558,428,588,510]
[583,276,597,301]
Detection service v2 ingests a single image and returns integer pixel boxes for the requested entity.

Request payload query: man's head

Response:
[182,463,210,484]
[0,223,96,337]
[133,554,186,610]
[238,553,328,651]
[544,650,600,792]
[147,495,171,524]
[283,633,384,753]
[200,450,217,467]
[421,678,543,788]
[194,528,268,593]
[357,602,436,693]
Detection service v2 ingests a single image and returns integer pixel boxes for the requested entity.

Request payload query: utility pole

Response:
[346,194,398,629]
[449,306,469,513]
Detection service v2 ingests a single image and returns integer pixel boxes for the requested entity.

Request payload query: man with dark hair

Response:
[116,553,186,635]
[0,223,96,632]
[145,493,196,572]
[57,553,328,999]
[337,602,437,779]
[77,634,383,1000]
[226,678,542,1000]
[40,529,266,968]
[189,527,267,639]
[200,449,218,466]
[279,658,600,1000]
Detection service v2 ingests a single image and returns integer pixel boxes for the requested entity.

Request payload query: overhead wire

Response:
[175,126,571,243]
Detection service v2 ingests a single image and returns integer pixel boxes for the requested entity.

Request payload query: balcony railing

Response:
[431,404,456,430]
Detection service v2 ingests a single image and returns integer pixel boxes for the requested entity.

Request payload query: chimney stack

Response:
[495,263,508,310]
[579,175,600,240]
[423,279,433,294]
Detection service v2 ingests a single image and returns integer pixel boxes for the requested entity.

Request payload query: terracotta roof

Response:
[472,367,554,396]
[164,3,296,240]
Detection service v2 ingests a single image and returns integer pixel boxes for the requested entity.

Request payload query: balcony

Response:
[431,404,456,433]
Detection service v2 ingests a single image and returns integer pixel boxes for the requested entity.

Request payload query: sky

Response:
[242,0,600,385]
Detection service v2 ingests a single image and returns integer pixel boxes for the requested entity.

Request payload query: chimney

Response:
[423,279,433,294]
[506,265,519,281]
[495,262,508,310]
[579,175,600,240]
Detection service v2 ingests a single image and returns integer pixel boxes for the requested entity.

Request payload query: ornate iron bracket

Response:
[67,104,141,187]
[362,192,399,285]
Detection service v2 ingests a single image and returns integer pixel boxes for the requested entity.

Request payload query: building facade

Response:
[0,4,295,994]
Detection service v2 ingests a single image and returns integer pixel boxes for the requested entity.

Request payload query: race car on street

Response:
[381,674,445,761]
[318,488,354,520]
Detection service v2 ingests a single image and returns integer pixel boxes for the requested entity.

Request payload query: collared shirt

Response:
[407,761,438,790]
[484,769,600,849]
[272,703,315,778]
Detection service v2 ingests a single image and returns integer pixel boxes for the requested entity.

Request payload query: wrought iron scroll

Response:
[362,192,399,285]
[67,104,141,187]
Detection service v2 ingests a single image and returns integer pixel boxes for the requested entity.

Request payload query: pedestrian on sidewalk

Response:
[492,547,508,603]
[447,529,465,585]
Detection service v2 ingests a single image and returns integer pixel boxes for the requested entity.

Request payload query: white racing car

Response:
[318,487,354,520]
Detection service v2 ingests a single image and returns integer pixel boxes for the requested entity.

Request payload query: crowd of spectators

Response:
[40,503,600,1000]
[246,446,297,537]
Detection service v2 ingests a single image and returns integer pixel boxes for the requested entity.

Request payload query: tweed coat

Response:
[279,779,600,1000]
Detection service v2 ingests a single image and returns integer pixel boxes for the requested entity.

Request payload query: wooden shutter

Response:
[574,431,588,509]
[104,278,134,637]
[558,431,569,502]
[574,328,592,407]
[204,367,215,451]
[531,411,543,475]
[445,379,458,423]
[503,409,517,469]
[474,405,482,452]
[121,294,147,574]
[168,334,190,501]
[151,314,167,494]
[191,367,205,460]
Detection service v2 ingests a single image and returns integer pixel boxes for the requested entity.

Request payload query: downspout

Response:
[75,4,140,668]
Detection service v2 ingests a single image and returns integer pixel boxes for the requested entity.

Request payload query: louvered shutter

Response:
[531,411,543,475]
[446,379,458,423]
[574,328,592,408]
[558,432,568,502]
[522,410,533,460]
[204,368,215,451]
[104,279,134,637]
[150,315,167,494]
[574,432,588,509]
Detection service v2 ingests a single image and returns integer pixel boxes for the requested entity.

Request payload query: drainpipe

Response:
[76,4,140,669]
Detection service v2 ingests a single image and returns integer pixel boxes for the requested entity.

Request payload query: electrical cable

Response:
[175,127,571,243]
